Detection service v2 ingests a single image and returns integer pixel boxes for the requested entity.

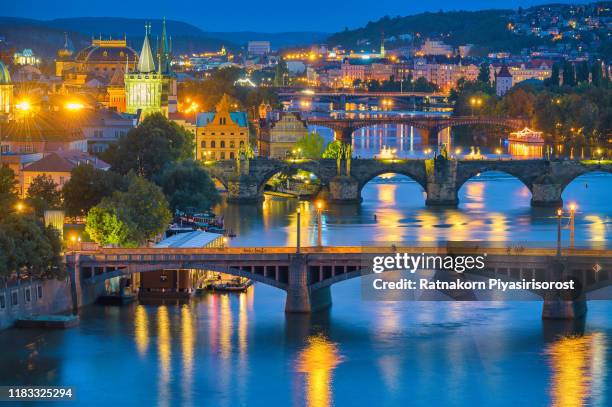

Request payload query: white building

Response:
[248,41,271,56]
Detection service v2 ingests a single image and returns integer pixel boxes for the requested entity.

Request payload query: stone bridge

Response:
[67,246,612,318]
[206,158,612,207]
[307,116,528,144]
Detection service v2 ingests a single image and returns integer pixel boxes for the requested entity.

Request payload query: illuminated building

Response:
[412,60,479,92]
[489,61,552,89]
[0,61,13,117]
[13,49,40,66]
[56,36,138,80]
[260,112,309,158]
[125,20,177,118]
[106,67,126,112]
[20,151,110,198]
[248,41,271,56]
[417,40,454,57]
[196,94,249,161]
[495,65,513,96]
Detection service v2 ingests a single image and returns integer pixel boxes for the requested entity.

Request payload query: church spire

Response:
[158,17,171,74]
[137,23,156,73]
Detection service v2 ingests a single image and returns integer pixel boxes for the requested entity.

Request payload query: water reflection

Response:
[157,306,171,407]
[295,334,343,407]
[181,305,194,405]
[134,305,149,357]
[546,333,607,407]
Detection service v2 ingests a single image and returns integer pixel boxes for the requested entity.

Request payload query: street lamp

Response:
[569,203,576,248]
[15,202,24,212]
[495,148,502,160]
[556,208,563,257]
[315,200,324,247]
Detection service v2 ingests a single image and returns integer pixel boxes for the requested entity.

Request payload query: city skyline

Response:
[2,0,591,32]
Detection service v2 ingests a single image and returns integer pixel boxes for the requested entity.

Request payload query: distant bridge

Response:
[206,158,612,206]
[306,116,528,144]
[68,245,611,317]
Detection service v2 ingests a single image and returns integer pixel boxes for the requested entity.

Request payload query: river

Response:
[0,130,610,406]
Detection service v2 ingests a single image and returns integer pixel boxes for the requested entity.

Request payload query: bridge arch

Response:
[255,163,326,196]
[358,170,427,197]
[558,167,612,194]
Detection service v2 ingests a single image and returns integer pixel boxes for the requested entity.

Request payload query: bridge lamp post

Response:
[556,208,563,257]
[495,148,502,160]
[315,200,324,247]
[569,203,576,248]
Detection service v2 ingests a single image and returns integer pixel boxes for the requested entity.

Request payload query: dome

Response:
[74,39,139,63]
[0,61,11,84]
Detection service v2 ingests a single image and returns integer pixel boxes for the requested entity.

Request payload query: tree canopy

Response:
[86,174,172,247]
[155,160,220,214]
[294,132,325,159]
[62,164,127,217]
[102,113,194,179]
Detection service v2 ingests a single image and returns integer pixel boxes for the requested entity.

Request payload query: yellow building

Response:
[196,95,250,161]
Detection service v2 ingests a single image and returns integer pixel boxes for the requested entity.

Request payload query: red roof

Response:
[22,151,110,173]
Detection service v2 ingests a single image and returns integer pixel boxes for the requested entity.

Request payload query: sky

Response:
[3,0,589,32]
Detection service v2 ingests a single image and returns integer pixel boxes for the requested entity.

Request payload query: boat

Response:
[508,127,544,144]
[208,278,252,292]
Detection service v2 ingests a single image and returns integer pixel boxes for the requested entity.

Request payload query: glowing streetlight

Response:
[16,100,31,111]
[65,102,84,111]
[495,148,502,160]
[315,200,324,247]
[15,202,24,212]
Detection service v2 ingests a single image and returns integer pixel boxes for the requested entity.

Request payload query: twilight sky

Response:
[3,0,588,32]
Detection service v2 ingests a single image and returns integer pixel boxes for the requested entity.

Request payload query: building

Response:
[412,61,479,92]
[75,109,137,153]
[489,61,552,87]
[196,95,249,161]
[248,41,271,56]
[261,112,308,158]
[0,115,87,154]
[106,67,126,112]
[418,40,453,57]
[56,37,138,79]
[20,151,110,197]
[125,22,177,119]
[13,49,40,66]
[495,65,513,96]
[0,61,12,117]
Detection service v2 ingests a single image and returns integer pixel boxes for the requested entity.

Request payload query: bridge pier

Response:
[328,176,361,203]
[425,158,459,206]
[285,254,332,313]
[335,127,354,144]
[531,182,563,207]
[541,260,587,319]
[227,175,262,203]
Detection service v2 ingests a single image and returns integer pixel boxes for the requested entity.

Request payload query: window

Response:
[210,152,216,159]
[0,294,5,309]
[60,177,65,185]
[220,152,225,159]
[220,141,225,148]
[200,141,206,148]
[239,141,245,148]
[25,288,31,303]
[211,141,216,148]
[37,285,42,300]
[229,152,235,159]
[230,141,235,148]
[11,291,18,306]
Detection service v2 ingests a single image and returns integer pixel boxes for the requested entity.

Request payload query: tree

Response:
[102,113,194,179]
[477,63,490,84]
[156,160,220,213]
[413,77,439,92]
[26,174,62,213]
[0,213,63,279]
[294,132,325,159]
[0,167,18,210]
[85,205,130,246]
[86,174,171,246]
[546,63,560,87]
[62,165,126,217]
[562,62,576,87]
[322,140,344,159]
